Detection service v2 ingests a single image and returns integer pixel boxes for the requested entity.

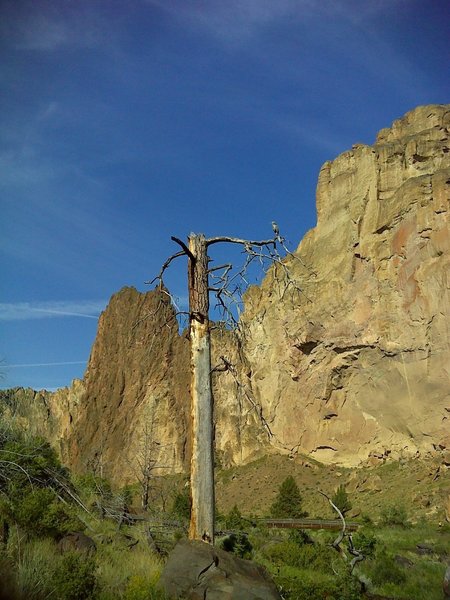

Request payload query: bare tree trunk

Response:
[188,234,215,543]
[151,228,288,544]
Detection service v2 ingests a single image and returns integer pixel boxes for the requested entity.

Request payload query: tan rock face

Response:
[240,104,450,466]
[65,287,191,482]
[0,381,84,454]
[2,104,448,483]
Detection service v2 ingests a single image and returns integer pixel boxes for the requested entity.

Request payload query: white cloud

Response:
[37,101,60,122]
[0,300,107,321]
[146,0,311,44]
[145,0,405,45]
[0,3,106,52]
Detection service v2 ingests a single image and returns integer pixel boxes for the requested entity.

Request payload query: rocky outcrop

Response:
[60,287,269,482]
[0,381,84,455]
[240,104,449,465]
[2,104,448,481]
[65,287,191,482]
[159,539,281,600]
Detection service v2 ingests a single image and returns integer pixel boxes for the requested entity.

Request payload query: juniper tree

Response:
[270,475,306,519]
[332,484,352,516]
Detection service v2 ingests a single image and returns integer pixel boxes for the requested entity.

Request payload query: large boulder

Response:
[159,539,281,600]
[444,565,450,600]
[57,531,96,555]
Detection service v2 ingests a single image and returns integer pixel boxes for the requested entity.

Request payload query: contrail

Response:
[6,361,87,368]
[0,300,106,321]
[32,308,99,319]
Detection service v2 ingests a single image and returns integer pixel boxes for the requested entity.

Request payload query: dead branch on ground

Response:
[319,490,364,573]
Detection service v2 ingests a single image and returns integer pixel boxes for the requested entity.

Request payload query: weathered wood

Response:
[188,234,215,543]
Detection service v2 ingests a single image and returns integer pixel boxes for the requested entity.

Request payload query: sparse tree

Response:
[270,475,306,519]
[332,484,352,516]
[171,488,191,521]
[134,406,168,512]
[150,228,307,543]
[224,504,246,531]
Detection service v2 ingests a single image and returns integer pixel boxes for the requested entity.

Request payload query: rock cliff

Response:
[2,104,448,483]
[240,104,449,466]
[66,287,191,482]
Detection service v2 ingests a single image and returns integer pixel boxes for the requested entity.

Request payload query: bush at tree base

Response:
[352,530,377,558]
[220,532,253,559]
[276,570,362,600]
[171,490,191,521]
[52,552,97,600]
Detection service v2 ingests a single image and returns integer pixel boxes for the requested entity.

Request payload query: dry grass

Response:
[214,454,449,523]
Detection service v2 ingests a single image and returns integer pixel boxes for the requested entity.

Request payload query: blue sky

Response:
[1,0,448,391]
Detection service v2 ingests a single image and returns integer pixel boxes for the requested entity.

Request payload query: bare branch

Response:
[213,355,273,438]
[319,490,364,573]
[319,490,346,551]
[208,263,232,274]
[348,533,364,571]
[171,236,195,260]
[206,235,277,247]
[146,250,186,286]
[277,237,317,277]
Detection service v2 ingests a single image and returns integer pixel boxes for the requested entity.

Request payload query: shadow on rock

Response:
[159,539,281,599]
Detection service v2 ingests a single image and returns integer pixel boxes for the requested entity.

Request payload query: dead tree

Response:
[136,410,159,511]
[134,405,172,512]
[149,228,304,544]
[319,491,364,573]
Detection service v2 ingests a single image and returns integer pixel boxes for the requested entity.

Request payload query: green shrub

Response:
[275,568,361,600]
[351,530,377,558]
[41,499,81,536]
[332,484,352,516]
[380,504,410,527]
[270,476,306,518]
[7,488,79,538]
[288,529,313,546]
[123,574,166,600]
[220,533,253,559]
[52,552,97,600]
[171,490,190,521]
[75,474,112,499]
[263,540,334,571]
[371,551,406,586]
[0,430,80,539]
[0,435,67,493]
[224,504,246,531]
